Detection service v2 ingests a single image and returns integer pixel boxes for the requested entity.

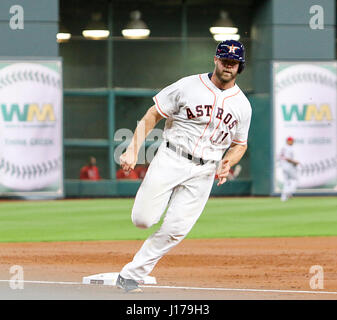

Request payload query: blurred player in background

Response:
[134,163,149,179]
[116,166,138,179]
[79,156,101,180]
[280,137,299,201]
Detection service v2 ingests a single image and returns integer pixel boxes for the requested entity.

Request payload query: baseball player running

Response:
[280,137,299,201]
[117,40,252,292]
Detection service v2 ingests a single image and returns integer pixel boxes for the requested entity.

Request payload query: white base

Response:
[82,272,157,286]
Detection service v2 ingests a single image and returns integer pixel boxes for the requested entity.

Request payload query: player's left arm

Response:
[217,102,251,186]
[223,142,248,167]
[216,142,247,186]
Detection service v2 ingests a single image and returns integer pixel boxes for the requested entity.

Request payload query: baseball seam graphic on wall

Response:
[0,59,63,198]
[273,61,337,194]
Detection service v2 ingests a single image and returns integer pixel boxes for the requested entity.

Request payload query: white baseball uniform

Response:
[280,144,298,201]
[120,72,252,281]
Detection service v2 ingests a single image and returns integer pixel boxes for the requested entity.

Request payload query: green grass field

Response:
[0,197,336,242]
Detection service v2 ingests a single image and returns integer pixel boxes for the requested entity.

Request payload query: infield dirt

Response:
[0,237,336,299]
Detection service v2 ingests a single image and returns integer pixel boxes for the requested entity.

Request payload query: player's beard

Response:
[215,64,237,84]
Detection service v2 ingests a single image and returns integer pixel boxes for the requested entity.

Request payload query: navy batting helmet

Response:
[215,40,245,73]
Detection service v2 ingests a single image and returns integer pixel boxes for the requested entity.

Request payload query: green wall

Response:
[249,0,336,195]
[0,0,58,56]
[0,0,335,197]
[60,40,253,184]
[59,0,335,197]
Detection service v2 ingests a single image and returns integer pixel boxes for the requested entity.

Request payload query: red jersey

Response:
[80,165,101,180]
[134,166,148,179]
[116,169,139,180]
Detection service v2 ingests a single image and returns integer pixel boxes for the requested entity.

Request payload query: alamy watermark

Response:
[309,5,324,30]
[114,122,218,165]
[9,265,24,290]
[9,5,24,30]
[309,265,324,290]
[114,123,164,165]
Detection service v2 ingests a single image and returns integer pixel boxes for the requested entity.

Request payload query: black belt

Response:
[166,141,208,165]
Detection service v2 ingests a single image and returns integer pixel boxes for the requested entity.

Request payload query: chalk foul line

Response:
[0,279,336,295]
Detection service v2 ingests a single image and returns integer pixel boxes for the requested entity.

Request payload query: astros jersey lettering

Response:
[153,73,252,161]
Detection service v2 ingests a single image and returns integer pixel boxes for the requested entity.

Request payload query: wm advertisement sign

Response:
[0,61,63,197]
[1,104,56,122]
[273,62,337,193]
[282,104,332,122]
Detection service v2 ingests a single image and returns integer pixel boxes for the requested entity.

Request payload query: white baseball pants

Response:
[281,166,298,200]
[120,142,217,281]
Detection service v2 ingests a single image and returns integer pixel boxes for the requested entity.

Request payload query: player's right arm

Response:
[285,158,299,166]
[120,105,163,173]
